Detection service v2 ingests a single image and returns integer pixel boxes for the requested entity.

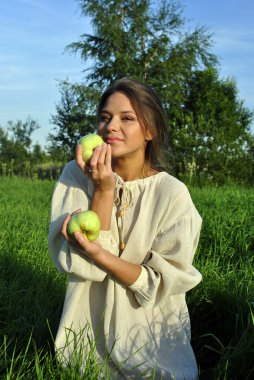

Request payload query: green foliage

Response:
[47,0,254,185]
[0,179,254,379]
[69,0,216,85]
[0,118,63,179]
[49,0,214,163]
[0,126,29,173]
[7,116,40,149]
[173,68,254,184]
[47,81,101,162]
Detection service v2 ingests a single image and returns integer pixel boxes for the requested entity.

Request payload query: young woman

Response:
[48,78,202,379]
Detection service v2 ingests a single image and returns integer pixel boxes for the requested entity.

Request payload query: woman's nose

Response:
[106,116,119,131]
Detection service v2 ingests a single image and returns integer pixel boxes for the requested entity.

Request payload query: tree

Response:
[30,143,49,165]
[7,116,40,150]
[47,80,101,161]
[49,0,216,163]
[172,68,254,184]
[0,127,29,175]
[68,0,216,86]
[49,0,254,183]
[0,117,48,176]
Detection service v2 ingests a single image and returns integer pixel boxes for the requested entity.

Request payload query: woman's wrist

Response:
[93,187,114,197]
[87,245,108,262]
[91,188,114,210]
[91,188,114,230]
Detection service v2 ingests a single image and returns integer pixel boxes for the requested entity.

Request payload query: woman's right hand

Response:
[76,142,115,231]
[76,142,115,193]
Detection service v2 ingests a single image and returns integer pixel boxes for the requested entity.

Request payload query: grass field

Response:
[0,177,253,379]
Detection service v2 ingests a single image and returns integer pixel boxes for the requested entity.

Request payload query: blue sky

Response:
[1,0,253,148]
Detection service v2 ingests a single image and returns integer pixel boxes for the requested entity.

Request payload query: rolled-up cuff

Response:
[128,265,161,308]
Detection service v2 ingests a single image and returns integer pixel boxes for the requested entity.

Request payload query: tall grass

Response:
[0,178,253,379]
[189,186,254,379]
[0,178,65,378]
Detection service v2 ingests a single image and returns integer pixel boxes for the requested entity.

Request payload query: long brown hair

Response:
[97,77,168,170]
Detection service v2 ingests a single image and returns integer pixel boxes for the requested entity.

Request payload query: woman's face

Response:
[98,92,148,161]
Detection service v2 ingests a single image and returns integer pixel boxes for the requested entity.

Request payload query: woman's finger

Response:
[105,144,112,171]
[96,143,108,171]
[73,232,101,259]
[89,145,102,170]
[61,214,81,248]
[61,214,71,240]
[71,208,82,216]
[76,144,86,172]
[73,231,88,248]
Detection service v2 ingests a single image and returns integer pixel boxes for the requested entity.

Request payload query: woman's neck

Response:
[112,159,157,182]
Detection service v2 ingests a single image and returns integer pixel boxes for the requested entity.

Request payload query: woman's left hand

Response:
[72,231,103,260]
[61,212,103,260]
[61,212,142,286]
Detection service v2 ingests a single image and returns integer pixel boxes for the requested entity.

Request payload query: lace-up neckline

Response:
[113,174,135,251]
[113,171,164,252]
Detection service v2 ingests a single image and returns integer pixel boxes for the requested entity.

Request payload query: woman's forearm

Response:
[91,247,142,286]
[71,227,141,286]
[90,189,114,230]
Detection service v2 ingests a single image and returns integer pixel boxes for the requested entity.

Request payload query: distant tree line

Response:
[0,117,62,179]
[1,0,253,184]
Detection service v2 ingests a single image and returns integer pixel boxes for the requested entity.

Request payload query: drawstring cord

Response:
[114,174,134,251]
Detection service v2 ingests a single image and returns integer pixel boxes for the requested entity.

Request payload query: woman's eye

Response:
[100,115,110,122]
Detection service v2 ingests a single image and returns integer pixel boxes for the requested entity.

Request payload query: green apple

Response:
[79,134,104,162]
[67,210,101,242]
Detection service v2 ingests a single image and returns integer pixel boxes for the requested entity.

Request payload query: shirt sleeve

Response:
[128,189,202,308]
[48,161,118,281]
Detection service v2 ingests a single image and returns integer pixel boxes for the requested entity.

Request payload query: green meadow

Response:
[0,177,253,379]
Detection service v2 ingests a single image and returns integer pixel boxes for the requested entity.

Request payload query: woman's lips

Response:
[105,137,123,144]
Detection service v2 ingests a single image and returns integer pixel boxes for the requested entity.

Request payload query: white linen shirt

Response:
[48,160,202,379]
